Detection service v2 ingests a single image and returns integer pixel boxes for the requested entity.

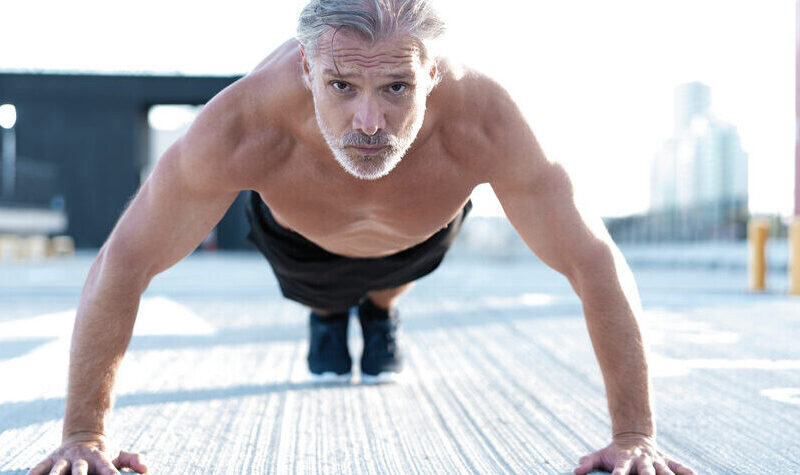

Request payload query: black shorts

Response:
[244,190,472,311]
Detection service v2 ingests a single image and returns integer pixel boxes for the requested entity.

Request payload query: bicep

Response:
[104,138,239,282]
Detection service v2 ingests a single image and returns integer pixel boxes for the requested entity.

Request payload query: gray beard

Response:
[313,99,425,180]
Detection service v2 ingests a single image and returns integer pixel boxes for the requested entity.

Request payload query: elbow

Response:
[94,240,154,296]
[567,242,642,314]
[565,242,616,298]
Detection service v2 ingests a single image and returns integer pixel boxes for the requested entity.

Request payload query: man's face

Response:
[302,30,436,180]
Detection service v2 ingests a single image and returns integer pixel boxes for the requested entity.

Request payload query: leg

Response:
[359,282,413,382]
[309,306,335,316]
[365,281,415,310]
[307,306,352,382]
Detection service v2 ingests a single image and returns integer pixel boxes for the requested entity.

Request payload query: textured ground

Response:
[0,248,798,474]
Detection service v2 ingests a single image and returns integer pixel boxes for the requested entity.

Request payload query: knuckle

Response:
[71,459,88,475]
[653,461,673,475]
[66,447,83,459]
[48,460,67,475]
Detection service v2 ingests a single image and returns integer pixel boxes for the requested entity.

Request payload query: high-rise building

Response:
[605,82,750,241]
[644,82,748,240]
[673,81,711,133]
[652,82,748,211]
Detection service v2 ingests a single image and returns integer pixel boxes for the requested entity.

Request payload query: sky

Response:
[1,0,796,218]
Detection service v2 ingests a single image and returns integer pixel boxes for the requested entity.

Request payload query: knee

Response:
[309,306,351,316]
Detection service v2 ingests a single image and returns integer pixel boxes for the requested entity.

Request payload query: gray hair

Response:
[297,0,446,64]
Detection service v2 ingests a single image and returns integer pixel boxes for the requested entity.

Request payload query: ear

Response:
[426,62,438,93]
[300,45,313,89]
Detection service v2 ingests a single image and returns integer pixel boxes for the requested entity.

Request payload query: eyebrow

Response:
[321,68,415,81]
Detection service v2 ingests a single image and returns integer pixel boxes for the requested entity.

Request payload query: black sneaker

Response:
[307,310,352,383]
[358,298,403,383]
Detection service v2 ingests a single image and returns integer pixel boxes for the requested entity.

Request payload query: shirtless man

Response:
[28,1,696,474]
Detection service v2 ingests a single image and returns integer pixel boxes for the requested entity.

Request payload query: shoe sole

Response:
[308,371,352,384]
[361,371,402,385]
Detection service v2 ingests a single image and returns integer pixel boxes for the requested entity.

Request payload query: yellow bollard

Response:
[27,235,51,260]
[51,235,76,257]
[789,218,800,295]
[0,234,22,262]
[748,219,770,292]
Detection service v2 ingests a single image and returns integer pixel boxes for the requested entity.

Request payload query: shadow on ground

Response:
[125,302,584,353]
[0,380,361,431]
[0,339,53,362]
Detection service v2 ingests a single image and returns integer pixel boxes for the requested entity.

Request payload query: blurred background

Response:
[0,0,795,253]
[3,5,800,472]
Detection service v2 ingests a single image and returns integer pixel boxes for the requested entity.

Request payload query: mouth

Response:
[349,145,387,155]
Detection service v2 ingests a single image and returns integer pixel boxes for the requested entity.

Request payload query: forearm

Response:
[571,244,654,437]
[63,249,149,440]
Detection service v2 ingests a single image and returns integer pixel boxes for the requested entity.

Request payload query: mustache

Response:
[339,132,398,148]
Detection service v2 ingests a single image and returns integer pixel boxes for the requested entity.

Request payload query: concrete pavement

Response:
[0,247,799,473]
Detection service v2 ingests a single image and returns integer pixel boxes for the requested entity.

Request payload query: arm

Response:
[65,136,241,433]
[28,93,245,475]
[484,84,694,475]
[493,160,652,439]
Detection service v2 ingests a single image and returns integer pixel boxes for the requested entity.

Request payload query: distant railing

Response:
[605,199,750,243]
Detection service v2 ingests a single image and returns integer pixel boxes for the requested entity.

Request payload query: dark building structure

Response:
[0,72,251,249]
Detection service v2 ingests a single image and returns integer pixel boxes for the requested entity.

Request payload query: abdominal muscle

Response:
[270,209,442,258]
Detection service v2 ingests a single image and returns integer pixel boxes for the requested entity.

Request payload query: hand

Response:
[26,433,148,475]
[573,433,695,475]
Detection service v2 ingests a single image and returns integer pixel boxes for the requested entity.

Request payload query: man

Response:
[28,1,696,474]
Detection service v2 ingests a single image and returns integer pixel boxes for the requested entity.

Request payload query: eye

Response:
[388,83,408,94]
[330,81,351,92]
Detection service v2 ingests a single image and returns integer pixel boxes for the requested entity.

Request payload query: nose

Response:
[352,96,385,136]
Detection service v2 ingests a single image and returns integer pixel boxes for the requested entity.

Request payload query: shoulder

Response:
[179,40,307,191]
[430,60,533,181]
[434,60,515,113]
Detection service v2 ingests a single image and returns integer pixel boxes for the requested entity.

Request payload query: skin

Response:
[27,30,695,475]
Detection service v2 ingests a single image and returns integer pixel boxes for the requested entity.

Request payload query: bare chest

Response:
[253,144,477,257]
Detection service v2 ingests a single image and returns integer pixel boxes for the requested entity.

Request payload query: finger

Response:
[48,459,69,475]
[611,458,633,475]
[112,451,148,473]
[95,455,121,475]
[26,457,55,475]
[71,460,88,475]
[637,459,657,475]
[654,460,675,475]
[666,458,696,475]
[573,452,601,475]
